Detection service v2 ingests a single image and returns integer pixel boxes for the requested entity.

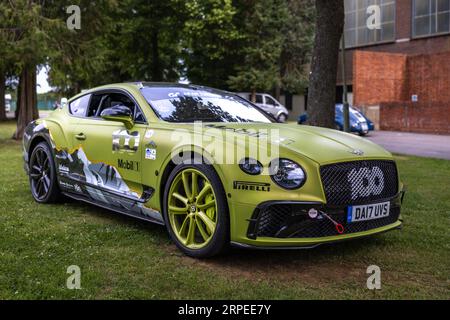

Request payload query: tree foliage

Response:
[43,0,118,96]
[182,0,242,89]
[1,0,316,136]
[107,0,187,83]
[228,0,287,96]
[0,0,55,138]
[227,0,314,97]
[280,0,315,94]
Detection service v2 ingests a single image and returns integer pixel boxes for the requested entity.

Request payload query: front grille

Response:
[320,160,398,206]
[250,203,401,239]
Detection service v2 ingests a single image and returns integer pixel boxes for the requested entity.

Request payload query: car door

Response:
[263,95,279,117]
[71,90,147,202]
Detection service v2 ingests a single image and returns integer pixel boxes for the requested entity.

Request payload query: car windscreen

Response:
[140,87,273,123]
[336,105,366,122]
[349,107,367,122]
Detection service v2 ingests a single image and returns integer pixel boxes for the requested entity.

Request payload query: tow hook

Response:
[321,212,345,234]
[308,208,344,234]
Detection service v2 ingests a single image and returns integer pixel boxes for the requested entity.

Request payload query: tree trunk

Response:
[307,0,345,128]
[12,66,38,140]
[274,84,281,101]
[250,89,256,103]
[0,70,6,121]
[15,78,21,120]
[32,67,39,119]
[74,82,81,95]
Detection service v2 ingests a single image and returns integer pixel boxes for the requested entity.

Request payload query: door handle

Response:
[75,133,86,141]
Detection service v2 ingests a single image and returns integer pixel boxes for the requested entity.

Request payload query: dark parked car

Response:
[298,104,374,136]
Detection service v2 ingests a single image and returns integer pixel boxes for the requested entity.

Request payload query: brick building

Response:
[339,0,450,134]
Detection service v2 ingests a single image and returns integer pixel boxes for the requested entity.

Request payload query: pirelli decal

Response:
[233,181,271,192]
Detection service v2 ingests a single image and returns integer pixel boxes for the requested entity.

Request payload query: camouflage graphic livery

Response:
[23,82,405,257]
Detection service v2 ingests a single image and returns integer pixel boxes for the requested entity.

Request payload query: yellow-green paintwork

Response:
[35,83,403,247]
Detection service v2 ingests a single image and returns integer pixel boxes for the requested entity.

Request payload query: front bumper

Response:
[231,221,402,249]
[230,191,404,248]
[350,126,373,135]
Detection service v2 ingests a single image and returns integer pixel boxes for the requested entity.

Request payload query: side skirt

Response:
[62,191,165,226]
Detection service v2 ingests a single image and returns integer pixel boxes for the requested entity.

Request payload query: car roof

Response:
[69,82,232,101]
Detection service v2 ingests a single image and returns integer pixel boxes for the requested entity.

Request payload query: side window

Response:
[69,94,91,116]
[255,94,263,104]
[86,92,146,123]
[134,106,146,123]
[87,94,103,117]
[265,96,277,106]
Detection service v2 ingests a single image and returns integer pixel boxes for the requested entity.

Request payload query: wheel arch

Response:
[28,135,50,156]
[158,146,229,212]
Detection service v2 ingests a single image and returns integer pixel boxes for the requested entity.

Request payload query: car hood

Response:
[200,123,391,165]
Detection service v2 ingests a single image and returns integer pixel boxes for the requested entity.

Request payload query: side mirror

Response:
[100,105,134,129]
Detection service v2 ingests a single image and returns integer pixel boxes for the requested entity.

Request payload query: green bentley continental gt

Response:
[23,82,405,257]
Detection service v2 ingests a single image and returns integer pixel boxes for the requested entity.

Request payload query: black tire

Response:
[29,142,61,203]
[162,163,229,258]
[277,113,288,123]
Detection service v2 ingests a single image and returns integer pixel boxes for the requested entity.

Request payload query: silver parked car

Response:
[236,92,289,122]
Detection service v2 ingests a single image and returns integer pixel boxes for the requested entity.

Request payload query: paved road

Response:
[365,131,450,160]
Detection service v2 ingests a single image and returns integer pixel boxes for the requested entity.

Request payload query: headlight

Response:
[269,158,306,189]
[239,158,263,175]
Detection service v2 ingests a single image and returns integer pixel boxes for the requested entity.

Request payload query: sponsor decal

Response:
[118,159,140,172]
[59,164,70,175]
[348,166,385,200]
[147,140,157,148]
[74,184,82,193]
[60,181,75,190]
[204,125,268,138]
[145,129,154,139]
[168,91,214,98]
[112,130,140,153]
[145,148,157,160]
[233,181,271,192]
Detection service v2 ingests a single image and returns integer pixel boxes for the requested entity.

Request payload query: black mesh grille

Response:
[254,203,400,238]
[320,160,398,206]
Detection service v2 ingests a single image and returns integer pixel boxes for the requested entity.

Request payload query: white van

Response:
[5,94,11,112]
[236,92,289,122]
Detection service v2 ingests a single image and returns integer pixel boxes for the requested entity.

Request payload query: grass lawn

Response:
[0,120,449,299]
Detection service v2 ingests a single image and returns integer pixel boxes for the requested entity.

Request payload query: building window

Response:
[413,0,450,37]
[344,0,396,48]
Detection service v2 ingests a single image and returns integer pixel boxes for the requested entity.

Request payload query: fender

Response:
[158,144,228,191]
